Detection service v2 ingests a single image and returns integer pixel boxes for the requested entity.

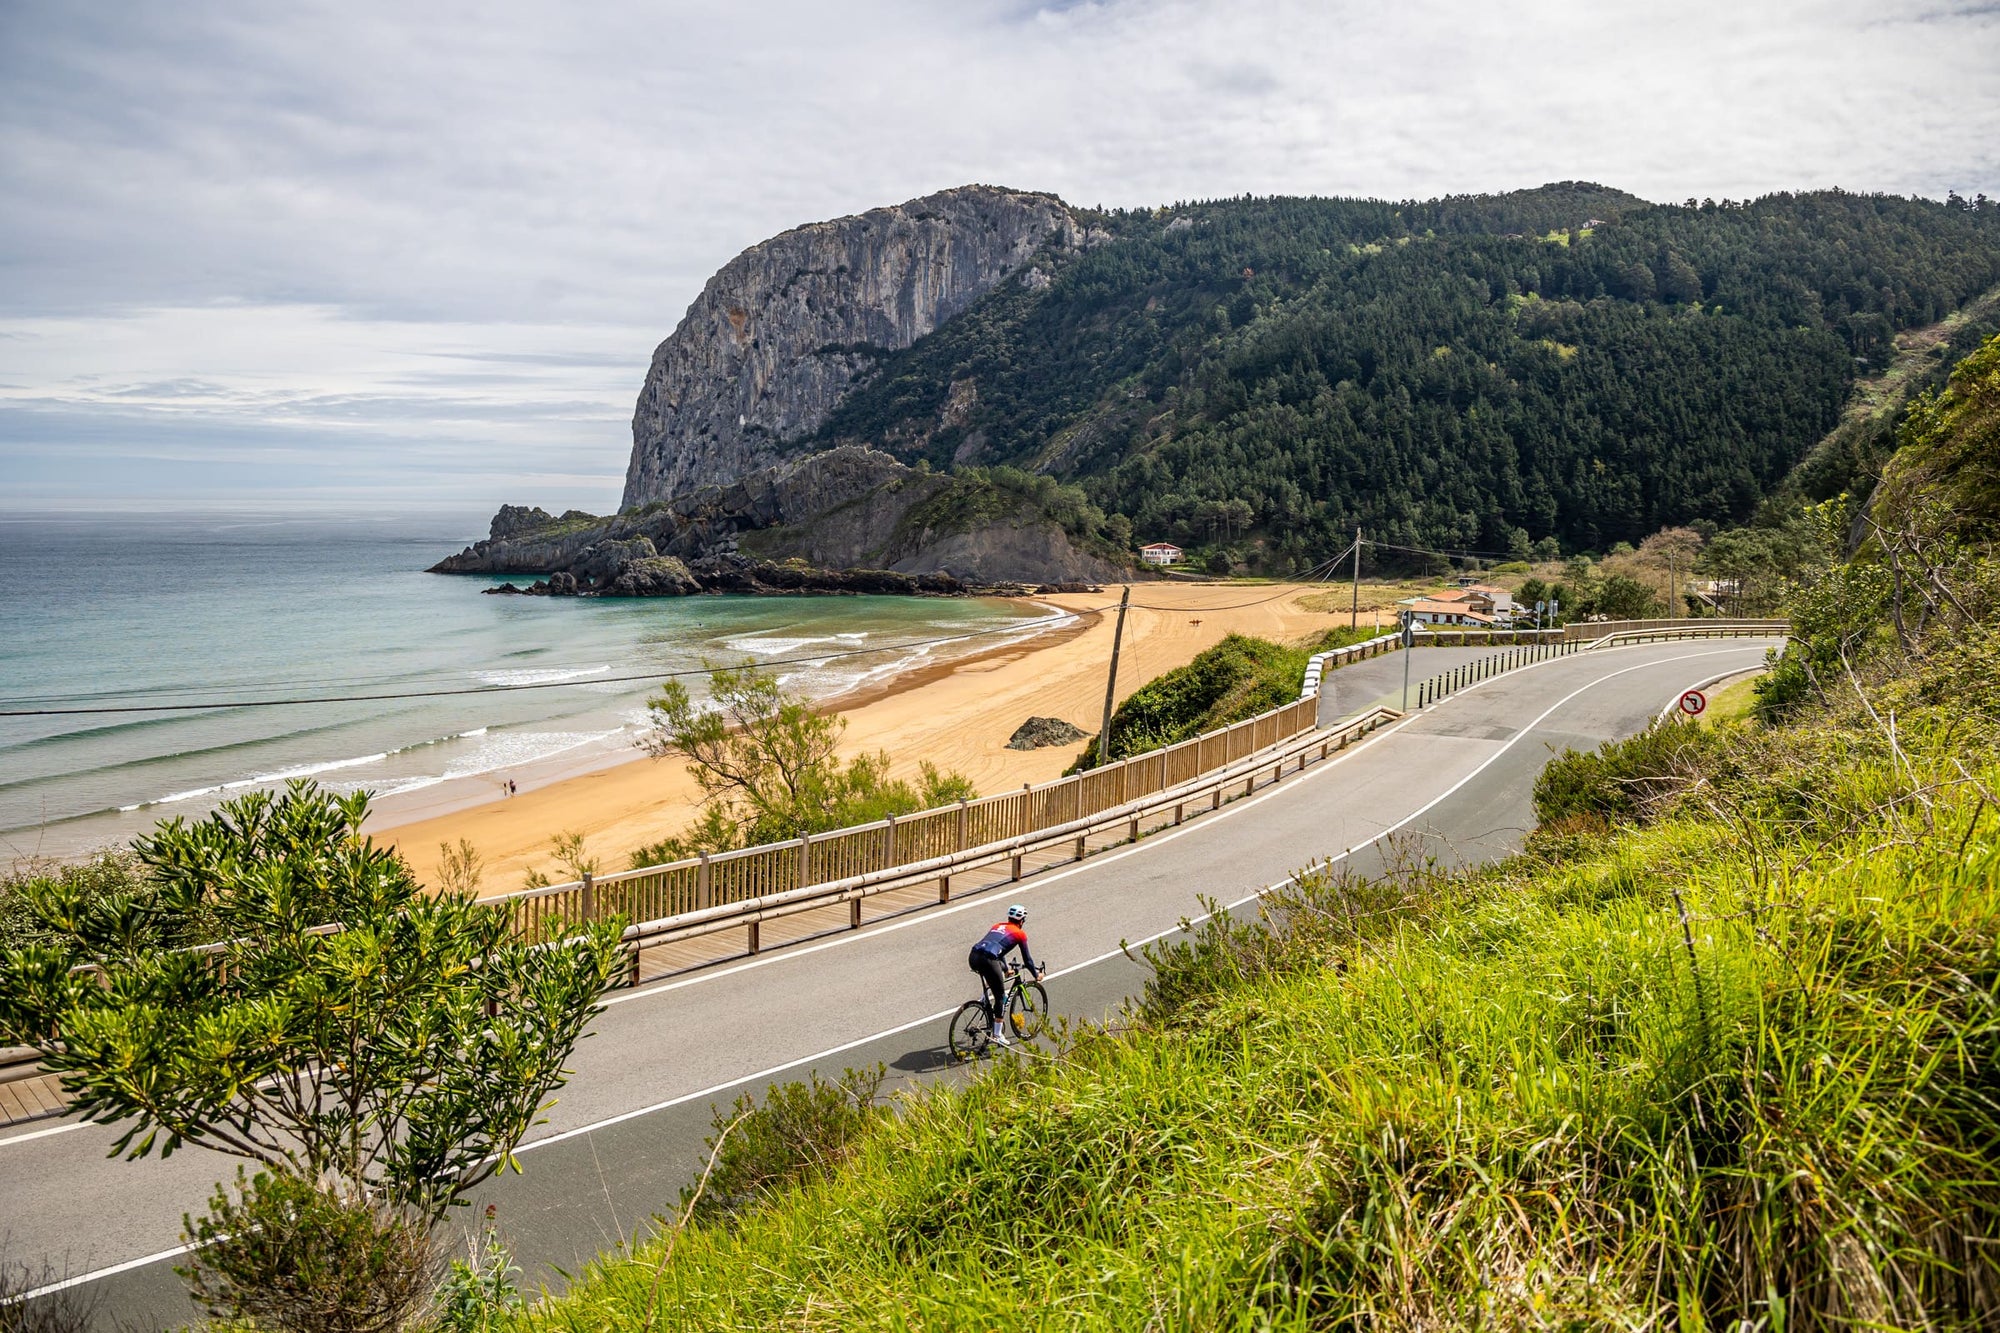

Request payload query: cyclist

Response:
[969,904,1041,1046]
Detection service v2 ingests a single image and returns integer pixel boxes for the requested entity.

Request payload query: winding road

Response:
[2,636,1776,1327]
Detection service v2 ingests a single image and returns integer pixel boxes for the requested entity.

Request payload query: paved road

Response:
[2,638,1775,1327]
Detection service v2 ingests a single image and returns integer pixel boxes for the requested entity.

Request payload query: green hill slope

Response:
[806,187,2000,568]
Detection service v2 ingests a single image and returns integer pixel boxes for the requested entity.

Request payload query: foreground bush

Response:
[683,1064,888,1226]
[180,1171,442,1333]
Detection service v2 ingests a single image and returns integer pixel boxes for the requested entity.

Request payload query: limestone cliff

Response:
[622,185,1079,508]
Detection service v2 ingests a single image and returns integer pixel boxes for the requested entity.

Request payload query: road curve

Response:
[2,637,1776,1326]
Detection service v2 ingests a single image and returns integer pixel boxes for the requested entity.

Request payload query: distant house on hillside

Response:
[1140,542,1183,566]
[1403,598,1496,627]
[1434,580,1518,618]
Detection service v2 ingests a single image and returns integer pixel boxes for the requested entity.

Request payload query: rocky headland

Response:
[435,184,1132,598]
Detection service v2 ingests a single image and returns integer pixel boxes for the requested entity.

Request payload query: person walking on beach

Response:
[968,904,1039,1047]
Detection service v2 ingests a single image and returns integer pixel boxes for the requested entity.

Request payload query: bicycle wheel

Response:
[948,1000,993,1061]
[1008,981,1050,1040]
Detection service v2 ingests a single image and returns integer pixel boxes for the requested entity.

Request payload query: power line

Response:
[1363,538,1530,563]
[1126,564,1341,612]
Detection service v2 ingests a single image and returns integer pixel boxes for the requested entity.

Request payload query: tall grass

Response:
[508,659,2000,1330]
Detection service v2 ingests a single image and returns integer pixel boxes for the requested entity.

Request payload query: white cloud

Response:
[1,0,1996,507]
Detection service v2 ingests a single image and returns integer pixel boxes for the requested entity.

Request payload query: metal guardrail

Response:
[1299,630,1402,698]
[1412,621,1785,709]
[609,704,1405,974]
[1564,617,1784,641]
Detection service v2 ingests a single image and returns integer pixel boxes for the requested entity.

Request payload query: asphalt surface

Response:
[1,637,1777,1328]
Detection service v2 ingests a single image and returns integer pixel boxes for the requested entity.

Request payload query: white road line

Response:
[1657,664,1768,720]
[10,1243,194,1303]
[5,641,1769,1302]
[0,1119,88,1149]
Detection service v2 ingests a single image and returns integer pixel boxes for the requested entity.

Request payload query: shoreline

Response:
[1,592,1064,867]
[382,582,1340,893]
[359,595,1092,837]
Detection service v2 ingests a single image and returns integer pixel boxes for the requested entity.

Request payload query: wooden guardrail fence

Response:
[491,693,1322,940]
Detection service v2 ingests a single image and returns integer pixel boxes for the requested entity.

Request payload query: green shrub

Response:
[637,665,978,864]
[1530,718,1724,826]
[431,1208,524,1333]
[685,1065,888,1225]
[179,1170,442,1333]
[0,849,203,954]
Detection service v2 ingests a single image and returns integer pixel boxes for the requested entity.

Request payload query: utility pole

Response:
[1095,585,1131,767]
[1349,527,1362,631]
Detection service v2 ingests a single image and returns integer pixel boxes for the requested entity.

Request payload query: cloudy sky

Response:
[3,0,1997,516]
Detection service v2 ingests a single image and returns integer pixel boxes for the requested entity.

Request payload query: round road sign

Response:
[1679,689,1707,716]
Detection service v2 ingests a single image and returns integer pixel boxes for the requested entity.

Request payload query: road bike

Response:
[947,961,1049,1061]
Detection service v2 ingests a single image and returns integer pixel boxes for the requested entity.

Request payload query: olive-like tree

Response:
[633,663,974,863]
[0,781,623,1225]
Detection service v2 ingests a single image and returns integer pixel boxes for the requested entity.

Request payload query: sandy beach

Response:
[379,582,1348,893]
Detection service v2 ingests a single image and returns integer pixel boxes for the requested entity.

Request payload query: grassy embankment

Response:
[501,620,2000,1326]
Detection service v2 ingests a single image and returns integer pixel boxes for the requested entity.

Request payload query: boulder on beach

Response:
[1006,716,1089,751]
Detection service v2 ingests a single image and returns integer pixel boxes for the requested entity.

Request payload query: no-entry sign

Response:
[1679,689,1708,716]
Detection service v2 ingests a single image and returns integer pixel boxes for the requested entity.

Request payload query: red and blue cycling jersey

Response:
[972,921,1037,972]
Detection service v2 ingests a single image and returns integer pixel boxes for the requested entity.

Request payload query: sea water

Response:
[0,513,1051,860]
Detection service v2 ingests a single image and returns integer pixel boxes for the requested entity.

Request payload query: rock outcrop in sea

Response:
[622,185,1080,509]
[433,446,1121,594]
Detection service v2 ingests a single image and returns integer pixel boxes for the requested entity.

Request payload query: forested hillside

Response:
[807,185,2000,568]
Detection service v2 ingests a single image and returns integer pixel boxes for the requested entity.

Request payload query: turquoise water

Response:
[0,514,1046,857]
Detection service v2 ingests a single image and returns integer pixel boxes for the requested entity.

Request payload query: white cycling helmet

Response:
[1006,903,1028,923]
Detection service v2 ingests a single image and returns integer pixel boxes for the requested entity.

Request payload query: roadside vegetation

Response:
[1068,625,1379,771]
[459,339,2000,1330]
[0,784,621,1333]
